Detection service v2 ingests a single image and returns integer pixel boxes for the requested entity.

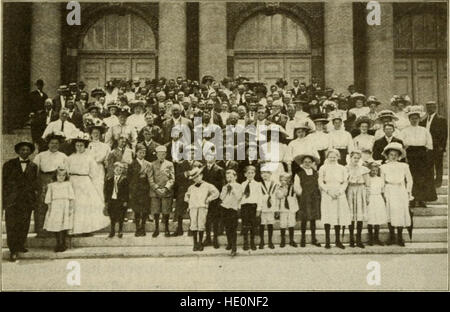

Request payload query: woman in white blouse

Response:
[87,125,111,202]
[328,111,354,165]
[307,113,331,167]
[349,93,370,119]
[399,106,437,207]
[353,116,375,152]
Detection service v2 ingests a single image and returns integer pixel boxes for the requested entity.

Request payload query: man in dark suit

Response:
[420,101,448,187]
[267,101,288,129]
[372,123,403,161]
[29,79,48,115]
[138,126,160,162]
[161,103,193,144]
[202,154,225,248]
[52,85,69,112]
[31,98,59,151]
[65,98,84,131]
[3,142,39,262]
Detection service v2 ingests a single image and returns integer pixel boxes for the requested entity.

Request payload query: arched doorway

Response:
[233,13,311,86]
[78,13,156,92]
[393,10,447,114]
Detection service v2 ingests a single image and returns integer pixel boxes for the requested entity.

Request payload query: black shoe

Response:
[172,228,183,237]
[280,237,285,248]
[368,238,374,246]
[108,232,115,238]
[198,243,204,251]
[164,230,170,237]
[243,243,249,251]
[311,240,321,247]
[141,229,146,237]
[289,241,298,248]
[268,242,275,249]
[193,244,199,252]
[325,243,331,249]
[258,242,264,249]
[203,236,212,246]
[386,237,396,246]
[9,252,18,262]
[336,241,345,249]
[418,201,427,208]
[356,241,365,249]
[54,245,61,252]
[250,242,257,251]
[300,239,306,248]
[60,245,67,252]
[374,239,384,246]
[152,229,159,238]
[118,232,123,239]
[230,250,237,257]
[135,231,140,237]
[213,239,220,249]
[225,244,232,251]
[398,239,405,247]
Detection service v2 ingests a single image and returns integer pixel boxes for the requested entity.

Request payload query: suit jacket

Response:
[2,158,39,210]
[104,175,129,204]
[211,111,224,128]
[75,100,88,115]
[52,95,67,113]
[68,109,83,131]
[105,148,134,179]
[268,112,288,129]
[372,136,404,161]
[148,159,175,197]
[137,125,163,144]
[138,139,160,162]
[127,159,151,205]
[174,160,197,198]
[202,163,225,194]
[161,117,193,144]
[29,90,48,114]
[420,115,448,151]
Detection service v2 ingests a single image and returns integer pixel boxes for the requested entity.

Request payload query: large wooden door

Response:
[394,58,413,98]
[285,58,310,86]
[79,58,106,93]
[106,58,131,82]
[413,58,438,106]
[131,58,156,83]
[234,59,259,81]
[259,58,284,86]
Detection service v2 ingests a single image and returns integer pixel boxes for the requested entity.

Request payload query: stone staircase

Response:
[1,129,448,259]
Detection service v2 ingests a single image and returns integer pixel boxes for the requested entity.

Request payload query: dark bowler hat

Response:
[14,141,35,154]
[311,113,329,124]
[91,88,106,98]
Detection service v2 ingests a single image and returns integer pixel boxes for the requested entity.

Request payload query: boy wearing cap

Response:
[104,162,129,238]
[257,165,279,249]
[185,167,220,251]
[148,145,175,237]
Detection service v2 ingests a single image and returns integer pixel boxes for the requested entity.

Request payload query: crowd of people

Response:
[3,75,447,261]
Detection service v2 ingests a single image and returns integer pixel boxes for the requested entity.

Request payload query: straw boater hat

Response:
[14,141,35,154]
[366,96,381,106]
[376,109,398,121]
[187,166,204,180]
[293,121,312,135]
[350,92,366,102]
[355,115,374,128]
[382,142,406,160]
[294,152,320,166]
[72,132,91,147]
[406,105,425,118]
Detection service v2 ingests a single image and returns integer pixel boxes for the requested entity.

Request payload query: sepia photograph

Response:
[1,0,448,293]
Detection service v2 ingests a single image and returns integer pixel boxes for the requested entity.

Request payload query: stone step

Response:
[432,194,448,205]
[5,228,447,249]
[413,205,448,216]
[3,215,446,234]
[2,242,447,260]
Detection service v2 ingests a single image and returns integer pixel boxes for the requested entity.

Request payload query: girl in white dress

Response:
[44,168,75,252]
[353,116,375,152]
[346,150,370,248]
[318,149,351,249]
[380,142,413,247]
[87,125,111,202]
[66,134,109,236]
[366,161,387,246]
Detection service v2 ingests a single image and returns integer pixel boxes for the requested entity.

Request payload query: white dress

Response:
[44,181,75,232]
[318,163,351,226]
[87,140,111,202]
[380,161,413,227]
[353,133,375,152]
[366,176,388,225]
[66,152,109,234]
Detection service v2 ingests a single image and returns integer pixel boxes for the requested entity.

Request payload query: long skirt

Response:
[406,146,437,202]
[35,172,54,234]
[70,175,109,234]
[320,186,351,226]
[346,184,367,222]
[384,183,411,227]
[367,194,387,225]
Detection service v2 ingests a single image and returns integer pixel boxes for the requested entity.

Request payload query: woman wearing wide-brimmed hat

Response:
[366,96,381,127]
[286,121,319,175]
[103,101,120,128]
[390,95,411,130]
[353,116,375,152]
[127,100,147,132]
[328,110,355,165]
[349,93,369,119]
[32,134,67,237]
[380,142,413,246]
[307,113,331,167]
[66,133,109,236]
[399,105,437,207]
[373,109,401,140]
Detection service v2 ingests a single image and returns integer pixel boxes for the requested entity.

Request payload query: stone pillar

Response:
[30,3,62,98]
[159,2,186,78]
[199,2,227,80]
[324,2,354,93]
[366,3,395,107]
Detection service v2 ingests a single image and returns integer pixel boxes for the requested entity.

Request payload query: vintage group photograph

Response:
[1,0,448,292]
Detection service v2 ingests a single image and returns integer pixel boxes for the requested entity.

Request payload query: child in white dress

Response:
[380,142,413,247]
[44,168,75,252]
[318,149,351,249]
[366,161,387,246]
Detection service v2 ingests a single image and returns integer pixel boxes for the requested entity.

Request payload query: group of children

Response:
[42,140,413,256]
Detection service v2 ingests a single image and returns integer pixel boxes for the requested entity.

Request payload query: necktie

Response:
[61,120,65,132]
[244,182,251,198]
[194,182,202,188]
[114,177,119,195]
